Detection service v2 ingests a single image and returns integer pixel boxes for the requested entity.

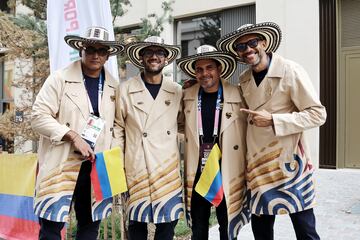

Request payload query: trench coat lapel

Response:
[128,75,153,115]
[146,78,177,128]
[239,55,285,111]
[64,61,89,119]
[99,70,117,118]
[220,80,241,136]
[240,70,272,111]
[184,84,200,148]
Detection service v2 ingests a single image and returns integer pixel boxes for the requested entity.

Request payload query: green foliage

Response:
[138,0,175,39]
[175,217,191,237]
[200,14,221,47]
[20,0,46,19]
[10,14,47,57]
[110,0,132,22]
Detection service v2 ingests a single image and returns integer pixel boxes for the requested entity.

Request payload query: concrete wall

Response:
[117,0,321,166]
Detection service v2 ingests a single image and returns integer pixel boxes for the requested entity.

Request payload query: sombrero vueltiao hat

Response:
[64,26,124,56]
[125,36,181,69]
[216,22,282,62]
[176,45,237,80]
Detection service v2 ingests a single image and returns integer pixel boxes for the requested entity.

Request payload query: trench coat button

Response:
[233,145,239,150]
[185,138,188,142]
[110,127,113,132]
[167,130,171,135]
[226,112,232,119]
[66,122,70,127]
[143,132,147,137]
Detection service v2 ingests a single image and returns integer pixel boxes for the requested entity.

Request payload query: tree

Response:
[0,11,47,152]
[200,14,221,47]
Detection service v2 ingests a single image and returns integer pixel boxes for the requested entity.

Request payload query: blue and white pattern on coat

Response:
[128,190,183,223]
[34,195,72,222]
[92,197,113,221]
[251,153,315,215]
[228,190,251,239]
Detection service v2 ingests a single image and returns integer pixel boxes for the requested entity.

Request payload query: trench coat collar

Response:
[183,79,241,148]
[239,53,284,110]
[128,74,178,128]
[63,60,118,119]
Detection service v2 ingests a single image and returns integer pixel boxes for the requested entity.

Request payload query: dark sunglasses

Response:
[141,49,167,58]
[83,46,110,56]
[234,38,261,52]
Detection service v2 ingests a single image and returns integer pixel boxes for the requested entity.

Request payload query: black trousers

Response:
[39,161,100,240]
[251,208,320,240]
[127,220,178,240]
[191,190,232,240]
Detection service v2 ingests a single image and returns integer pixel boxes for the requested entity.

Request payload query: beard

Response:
[144,62,165,75]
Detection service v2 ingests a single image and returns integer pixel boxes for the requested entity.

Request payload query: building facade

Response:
[114,0,360,169]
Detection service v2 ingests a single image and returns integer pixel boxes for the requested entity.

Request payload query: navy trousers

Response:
[127,220,178,240]
[251,208,320,240]
[190,190,233,240]
[39,161,100,240]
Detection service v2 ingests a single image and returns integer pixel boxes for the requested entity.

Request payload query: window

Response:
[175,5,255,85]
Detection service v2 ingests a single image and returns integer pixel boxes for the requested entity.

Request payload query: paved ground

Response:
[209,168,360,240]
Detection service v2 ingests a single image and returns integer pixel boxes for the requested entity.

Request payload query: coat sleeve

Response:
[177,90,185,134]
[112,84,126,155]
[272,63,327,136]
[31,72,70,145]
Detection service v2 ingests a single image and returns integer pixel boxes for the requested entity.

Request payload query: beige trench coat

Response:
[239,53,327,215]
[31,60,118,222]
[113,75,184,223]
[182,80,250,239]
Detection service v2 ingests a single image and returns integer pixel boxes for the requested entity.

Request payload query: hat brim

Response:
[216,22,281,63]
[125,42,180,69]
[64,35,124,56]
[176,51,237,80]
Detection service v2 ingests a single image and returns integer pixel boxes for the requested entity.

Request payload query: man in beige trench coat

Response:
[113,36,183,240]
[217,22,327,240]
[177,45,250,240]
[31,27,124,239]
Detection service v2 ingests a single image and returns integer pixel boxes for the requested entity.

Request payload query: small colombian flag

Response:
[91,147,128,202]
[195,143,224,207]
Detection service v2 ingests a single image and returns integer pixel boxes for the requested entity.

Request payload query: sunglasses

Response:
[83,46,110,56]
[141,49,167,58]
[234,38,261,52]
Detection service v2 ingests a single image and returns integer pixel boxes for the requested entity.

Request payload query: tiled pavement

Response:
[209,168,360,240]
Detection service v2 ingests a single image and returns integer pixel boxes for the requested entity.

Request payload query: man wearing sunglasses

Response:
[31,26,124,239]
[113,36,183,240]
[217,22,326,240]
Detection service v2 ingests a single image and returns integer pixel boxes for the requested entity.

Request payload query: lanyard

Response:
[197,85,222,144]
[83,72,103,115]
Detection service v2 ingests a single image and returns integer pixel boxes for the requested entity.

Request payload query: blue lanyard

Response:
[197,85,223,143]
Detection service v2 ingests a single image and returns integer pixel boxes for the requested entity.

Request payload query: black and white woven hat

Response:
[216,22,282,61]
[64,26,124,56]
[176,45,237,80]
[125,36,181,69]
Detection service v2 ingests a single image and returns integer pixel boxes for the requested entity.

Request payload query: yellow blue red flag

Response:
[195,144,224,207]
[0,153,39,240]
[91,147,127,202]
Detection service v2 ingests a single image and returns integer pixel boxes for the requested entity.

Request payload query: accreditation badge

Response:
[199,143,214,172]
[80,114,105,149]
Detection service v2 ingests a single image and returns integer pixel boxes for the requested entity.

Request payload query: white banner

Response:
[47,0,119,79]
